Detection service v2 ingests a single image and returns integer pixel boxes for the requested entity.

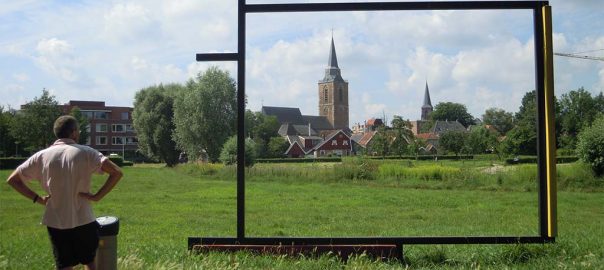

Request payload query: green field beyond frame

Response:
[1,160,603,269]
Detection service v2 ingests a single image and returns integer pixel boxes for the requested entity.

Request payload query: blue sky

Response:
[1,0,603,126]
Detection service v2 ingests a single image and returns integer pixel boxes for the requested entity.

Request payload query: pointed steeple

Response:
[422,81,432,108]
[327,36,339,69]
[421,81,433,121]
[322,35,344,82]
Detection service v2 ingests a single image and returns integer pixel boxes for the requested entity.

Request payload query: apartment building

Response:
[60,100,137,155]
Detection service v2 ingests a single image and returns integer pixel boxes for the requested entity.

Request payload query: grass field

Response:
[1,160,603,269]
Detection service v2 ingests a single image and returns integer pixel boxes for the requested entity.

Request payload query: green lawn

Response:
[1,163,603,269]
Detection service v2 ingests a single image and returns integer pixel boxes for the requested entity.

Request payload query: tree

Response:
[558,87,599,148]
[431,102,475,127]
[440,130,467,156]
[390,115,413,157]
[501,125,537,156]
[371,126,390,158]
[267,136,289,158]
[245,110,281,158]
[133,84,183,166]
[219,135,257,167]
[69,107,89,145]
[0,106,17,157]
[515,90,537,125]
[407,137,428,159]
[10,89,62,153]
[576,115,604,176]
[173,67,237,162]
[482,108,514,135]
[465,126,498,154]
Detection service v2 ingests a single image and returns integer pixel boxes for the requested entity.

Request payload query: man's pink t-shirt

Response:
[16,139,107,229]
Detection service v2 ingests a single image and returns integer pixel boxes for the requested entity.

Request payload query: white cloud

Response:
[12,73,29,82]
[36,38,71,56]
[103,3,155,43]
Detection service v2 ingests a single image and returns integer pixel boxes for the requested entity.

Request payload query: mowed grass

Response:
[1,161,603,269]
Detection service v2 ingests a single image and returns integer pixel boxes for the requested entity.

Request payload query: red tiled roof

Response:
[416,133,438,140]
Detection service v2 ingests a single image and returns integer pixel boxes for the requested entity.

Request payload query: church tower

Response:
[421,81,433,121]
[318,36,349,129]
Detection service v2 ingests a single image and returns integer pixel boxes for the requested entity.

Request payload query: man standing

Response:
[6,115,123,270]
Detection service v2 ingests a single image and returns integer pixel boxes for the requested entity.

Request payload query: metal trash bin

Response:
[95,216,120,270]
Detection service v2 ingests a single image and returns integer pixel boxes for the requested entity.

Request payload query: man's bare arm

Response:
[80,159,123,202]
[6,171,50,205]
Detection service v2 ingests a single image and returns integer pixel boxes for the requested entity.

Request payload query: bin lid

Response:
[96,216,119,236]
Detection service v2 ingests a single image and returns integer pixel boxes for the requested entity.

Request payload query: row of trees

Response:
[0,90,89,157]
[133,67,289,166]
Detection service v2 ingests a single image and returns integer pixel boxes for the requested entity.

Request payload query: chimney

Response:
[308,122,311,136]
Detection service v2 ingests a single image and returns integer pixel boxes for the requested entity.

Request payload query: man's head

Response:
[54,115,79,140]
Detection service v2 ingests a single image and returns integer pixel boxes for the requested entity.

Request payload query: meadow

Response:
[1,159,603,269]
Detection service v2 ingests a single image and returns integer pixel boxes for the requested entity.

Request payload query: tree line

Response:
[1,67,603,174]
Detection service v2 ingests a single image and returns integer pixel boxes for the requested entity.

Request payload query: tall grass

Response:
[378,164,461,181]
[175,159,602,192]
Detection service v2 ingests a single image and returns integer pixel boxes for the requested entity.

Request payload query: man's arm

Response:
[6,171,50,205]
[80,159,123,202]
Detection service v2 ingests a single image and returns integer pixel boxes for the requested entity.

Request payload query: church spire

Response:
[322,35,343,82]
[421,81,433,121]
[327,35,339,69]
[422,81,432,108]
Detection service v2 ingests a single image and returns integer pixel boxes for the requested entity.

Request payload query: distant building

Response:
[60,100,137,155]
[262,35,353,157]
[351,118,384,134]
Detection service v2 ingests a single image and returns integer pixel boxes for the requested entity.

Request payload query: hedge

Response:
[256,157,342,163]
[0,157,28,170]
[505,156,579,165]
[367,155,474,161]
[1,156,132,170]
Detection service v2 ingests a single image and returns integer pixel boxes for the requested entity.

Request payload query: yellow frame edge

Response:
[542,5,557,237]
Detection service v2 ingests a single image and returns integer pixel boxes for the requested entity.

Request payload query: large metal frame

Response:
[189,0,557,249]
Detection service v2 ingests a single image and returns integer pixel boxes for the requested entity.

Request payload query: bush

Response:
[108,156,124,167]
[219,136,257,167]
[0,157,28,170]
[576,116,604,176]
[333,158,378,180]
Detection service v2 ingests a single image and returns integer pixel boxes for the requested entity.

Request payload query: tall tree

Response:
[371,126,390,158]
[439,130,467,156]
[245,110,281,158]
[0,106,17,157]
[69,107,90,145]
[431,102,475,127]
[390,115,414,157]
[173,67,237,162]
[133,84,183,166]
[465,126,498,154]
[558,87,598,148]
[482,107,514,135]
[10,89,62,153]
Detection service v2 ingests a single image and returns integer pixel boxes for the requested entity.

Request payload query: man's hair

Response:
[54,115,79,139]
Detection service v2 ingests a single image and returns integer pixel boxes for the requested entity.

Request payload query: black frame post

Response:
[236,0,246,240]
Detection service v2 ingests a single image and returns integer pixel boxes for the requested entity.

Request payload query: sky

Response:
[1,0,603,126]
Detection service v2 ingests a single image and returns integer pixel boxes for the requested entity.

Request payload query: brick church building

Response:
[262,36,352,157]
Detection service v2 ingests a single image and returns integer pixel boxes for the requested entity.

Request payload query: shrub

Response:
[219,136,257,167]
[0,157,28,170]
[333,158,377,180]
[576,116,604,176]
[108,156,124,167]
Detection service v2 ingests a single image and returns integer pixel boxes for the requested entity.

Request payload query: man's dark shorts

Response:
[47,221,100,268]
